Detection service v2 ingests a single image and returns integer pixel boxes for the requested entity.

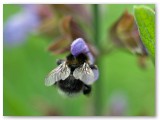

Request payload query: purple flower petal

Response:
[86,52,95,64]
[4,6,40,45]
[71,38,96,64]
[92,68,99,80]
[71,38,89,56]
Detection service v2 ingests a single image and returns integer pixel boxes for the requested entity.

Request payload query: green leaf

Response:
[134,6,155,63]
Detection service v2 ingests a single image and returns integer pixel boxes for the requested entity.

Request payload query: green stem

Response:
[92,4,103,116]
[93,4,100,46]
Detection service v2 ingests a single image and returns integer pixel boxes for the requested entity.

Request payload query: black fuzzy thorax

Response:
[66,53,88,67]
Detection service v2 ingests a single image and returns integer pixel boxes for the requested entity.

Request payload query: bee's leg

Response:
[89,64,97,70]
[83,84,92,95]
[56,59,65,65]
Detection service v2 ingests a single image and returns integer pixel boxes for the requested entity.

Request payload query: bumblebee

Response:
[45,53,98,96]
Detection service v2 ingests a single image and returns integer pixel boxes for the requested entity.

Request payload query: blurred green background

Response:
[3,4,155,116]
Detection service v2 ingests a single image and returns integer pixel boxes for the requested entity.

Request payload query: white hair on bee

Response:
[57,88,82,98]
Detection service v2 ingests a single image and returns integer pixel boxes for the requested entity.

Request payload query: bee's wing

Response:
[73,63,95,85]
[45,62,70,86]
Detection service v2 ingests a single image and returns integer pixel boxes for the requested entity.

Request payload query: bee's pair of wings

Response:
[45,62,97,86]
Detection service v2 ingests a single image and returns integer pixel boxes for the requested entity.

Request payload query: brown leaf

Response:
[37,17,60,37]
[60,16,87,40]
[67,4,92,23]
[110,22,124,47]
[37,5,91,38]
[51,4,73,15]
[110,11,148,56]
[51,4,91,23]
[48,16,90,54]
[48,36,71,54]
[137,55,148,69]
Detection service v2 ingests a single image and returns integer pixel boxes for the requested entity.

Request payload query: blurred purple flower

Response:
[71,38,95,64]
[107,92,128,116]
[3,5,40,45]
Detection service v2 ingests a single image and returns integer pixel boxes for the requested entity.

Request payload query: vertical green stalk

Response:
[93,4,100,46]
[92,4,103,115]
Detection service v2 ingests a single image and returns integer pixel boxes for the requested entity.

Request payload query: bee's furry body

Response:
[45,53,96,96]
[55,53,92,96]
[56,77,91,96]
[56,75,84,95]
